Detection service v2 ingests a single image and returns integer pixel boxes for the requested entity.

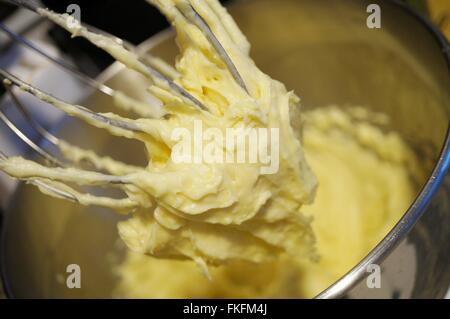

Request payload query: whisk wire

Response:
[0,85,65,167]
[1,0,250,111]
[0,68,144,133]
[4,80,59,145]
[0,22,116,97]
[176,2,249,93]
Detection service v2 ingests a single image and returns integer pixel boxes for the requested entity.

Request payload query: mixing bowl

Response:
[1,0,449,298]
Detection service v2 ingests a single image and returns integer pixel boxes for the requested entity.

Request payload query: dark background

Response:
[0,0,230,76]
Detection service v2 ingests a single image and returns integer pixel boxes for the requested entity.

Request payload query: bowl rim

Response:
[1,0,449,299]
[316,0,450,299]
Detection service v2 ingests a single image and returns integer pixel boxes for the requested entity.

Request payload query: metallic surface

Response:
[1,0,449,298]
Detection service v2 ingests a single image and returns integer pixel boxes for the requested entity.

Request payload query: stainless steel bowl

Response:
[1,0,449,298]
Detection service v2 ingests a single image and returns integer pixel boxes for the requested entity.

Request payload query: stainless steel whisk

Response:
[0,0,250,208]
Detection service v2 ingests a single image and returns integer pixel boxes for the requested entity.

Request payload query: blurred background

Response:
[0,0,447,80]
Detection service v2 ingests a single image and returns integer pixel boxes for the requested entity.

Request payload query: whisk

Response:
[0,0,251,209]
[0,0,320,268]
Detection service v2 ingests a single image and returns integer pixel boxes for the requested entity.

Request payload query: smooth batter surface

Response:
[114,106,420,298]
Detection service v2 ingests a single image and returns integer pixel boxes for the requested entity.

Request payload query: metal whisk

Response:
[0,0,251,209]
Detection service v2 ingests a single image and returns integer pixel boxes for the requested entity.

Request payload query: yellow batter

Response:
[1,0,318,272]
[114,106,420,298]
[0,0,422,298]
